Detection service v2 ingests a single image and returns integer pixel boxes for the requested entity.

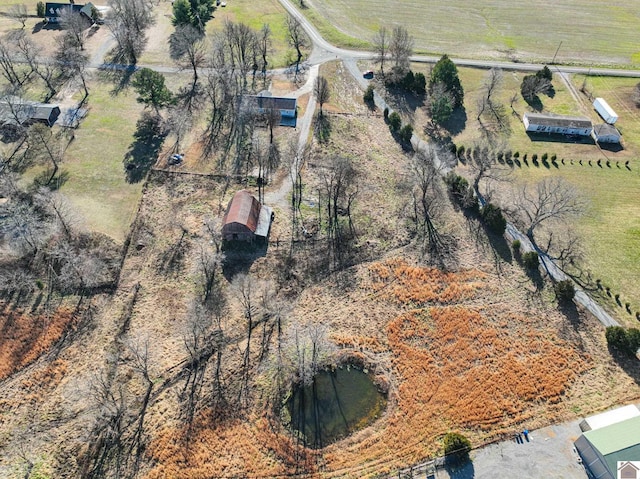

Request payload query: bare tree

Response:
[388,25,413,77]
[0,35,33,89]
[258,23,272,84]
[514,177,585,244]
[8,5,28,30]
[286,15,309,77]
[55,34,90,100]
[476,68,509,133]
[467,138,509,202]
[372,26,389,75]
[25,123,65,185]
[171,25,206,89]
[287,137,308,243]
[107,0,155,64]
[15,32,58,101]
[320,155,359,258]
[59,8,89,50]
[314,75,330,116]
[410,145,447,259]
[232,273,264,406]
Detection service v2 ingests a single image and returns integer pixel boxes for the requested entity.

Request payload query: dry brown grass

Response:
[0,304,76,381]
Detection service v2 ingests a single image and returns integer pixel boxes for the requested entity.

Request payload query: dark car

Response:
[363,70,374,79]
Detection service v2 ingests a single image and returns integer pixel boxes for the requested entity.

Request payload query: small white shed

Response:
[593,98,618,124]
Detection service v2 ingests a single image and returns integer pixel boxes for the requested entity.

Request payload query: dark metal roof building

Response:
[0,98,61,127]
[222,190,273,242]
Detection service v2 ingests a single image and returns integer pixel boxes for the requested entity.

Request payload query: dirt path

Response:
[264,64,319,211]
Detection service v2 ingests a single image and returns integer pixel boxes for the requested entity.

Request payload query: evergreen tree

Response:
[131,68,174,113]
[429,54,464,108]
[172,0,214,31]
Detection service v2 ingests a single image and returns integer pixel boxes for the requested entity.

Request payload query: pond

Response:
[286,366,387,448]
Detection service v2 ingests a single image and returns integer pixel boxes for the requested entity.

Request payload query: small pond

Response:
[286,367,387,448]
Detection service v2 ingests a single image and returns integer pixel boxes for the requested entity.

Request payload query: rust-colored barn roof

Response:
[223,190,261,233]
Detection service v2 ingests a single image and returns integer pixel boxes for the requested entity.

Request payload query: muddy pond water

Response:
[286,367,387,448]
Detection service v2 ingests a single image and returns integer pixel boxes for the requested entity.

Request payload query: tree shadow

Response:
[482,226,513,264]
[607,347,640,387]
[123,113,168,183]
[443,457,475,479]
[314,113,331,143]
[523,95,543,111]
[98,63,136,96]
[440,107,467,136]
[31,169,70,190]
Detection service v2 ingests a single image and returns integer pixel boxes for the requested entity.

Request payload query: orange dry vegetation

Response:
[146,412,317,479]
[0,304,76,381]
[369,258,486,304]
[144,259,591,477]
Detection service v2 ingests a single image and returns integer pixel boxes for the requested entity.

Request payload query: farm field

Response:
[303,0,640,66]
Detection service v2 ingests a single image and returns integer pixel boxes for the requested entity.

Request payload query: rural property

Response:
[0,0,639,478]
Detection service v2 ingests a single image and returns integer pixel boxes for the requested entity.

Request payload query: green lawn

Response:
[508,162,640,325]
[435,67,640,322]
[59,79,146,243]
[303,0,640,66]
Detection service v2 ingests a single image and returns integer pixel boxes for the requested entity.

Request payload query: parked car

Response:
[168,153,184,165]
[363,70,374,79]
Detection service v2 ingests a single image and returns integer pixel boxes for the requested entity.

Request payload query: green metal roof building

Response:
[575,415,640,479]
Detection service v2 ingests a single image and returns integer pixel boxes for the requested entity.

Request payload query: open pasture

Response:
[305,0,640,65]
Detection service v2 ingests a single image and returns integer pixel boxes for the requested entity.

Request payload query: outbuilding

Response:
[523,112,592,136]
[222,190,273,243]
[593,98,618,124]
[574,406,640,479]
[592,123,621,144]
[0,97,61,127]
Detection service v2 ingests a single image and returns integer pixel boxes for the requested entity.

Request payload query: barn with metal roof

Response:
[222,190,273,243]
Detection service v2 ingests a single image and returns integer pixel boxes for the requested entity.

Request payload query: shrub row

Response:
[385,110,413,144]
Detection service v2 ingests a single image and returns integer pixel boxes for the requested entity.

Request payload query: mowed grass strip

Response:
[305,0,640,65]
[61,79,146,242]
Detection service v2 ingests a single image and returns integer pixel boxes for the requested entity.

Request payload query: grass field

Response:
[60,78,146,242]
[140,0,294,68]
[430,68,640,323]
[304,0,640,65]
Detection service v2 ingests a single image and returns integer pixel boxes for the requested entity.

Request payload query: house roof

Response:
[246,95,297,111]
[580,405,640,432]
[45,2,94,18]
[524,112,592,129]
[593,123,620,138]
[223,190,261,233]
[0,97,60,126]
[583,415,640,474]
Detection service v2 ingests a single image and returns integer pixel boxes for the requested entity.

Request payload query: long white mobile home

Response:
[523,112,592,136]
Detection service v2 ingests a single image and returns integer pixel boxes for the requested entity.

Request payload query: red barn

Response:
[222,191,273,242]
